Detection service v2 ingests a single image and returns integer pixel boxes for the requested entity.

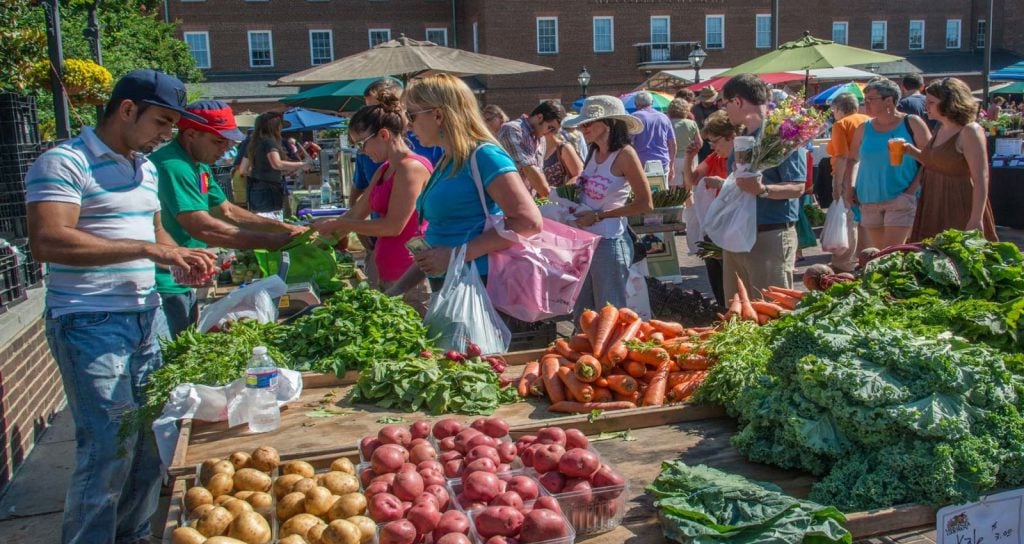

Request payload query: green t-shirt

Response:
[151,139,227,294]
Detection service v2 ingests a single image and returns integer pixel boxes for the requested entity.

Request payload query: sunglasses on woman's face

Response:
[351,131,377,151]
[405,108,435,123]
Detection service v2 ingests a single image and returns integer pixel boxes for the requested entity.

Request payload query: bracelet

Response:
[594,211,603,221]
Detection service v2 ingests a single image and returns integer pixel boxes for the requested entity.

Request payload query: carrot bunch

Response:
[516,304,714,413]
[719,277,806,325]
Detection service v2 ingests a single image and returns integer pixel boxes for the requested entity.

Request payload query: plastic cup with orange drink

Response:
[888,138,906,166]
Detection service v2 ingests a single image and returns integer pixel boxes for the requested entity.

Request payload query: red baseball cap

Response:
[177,100,245,141]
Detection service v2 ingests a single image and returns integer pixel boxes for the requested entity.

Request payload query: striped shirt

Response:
[25,127,161,317]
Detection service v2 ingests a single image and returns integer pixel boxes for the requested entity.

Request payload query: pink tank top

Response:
[369,153,433,282]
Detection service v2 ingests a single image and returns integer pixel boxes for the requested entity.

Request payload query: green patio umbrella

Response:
[992,82,1024,95]
[280,77,401,112]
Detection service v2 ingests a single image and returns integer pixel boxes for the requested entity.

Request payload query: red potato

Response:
[464,458,499,475]
[433,510,471,541]
[409,443,438,465]
[531,444,566,474]
[371,444,409,475]
[372,473,397,489]
[497,463,512,473]
[360,437,382,460]
[486,537,520,544]
[379,425,413,447]
[463,471,502,503]
[444,459,465,479]
[514,435,537,453]
[368,492,405,523]
[457,492,487,511]
[418,460,444,472]
[464,433,498,452]
[506,476,540,501]
[379,519,418,544]
[496,442,518,464]
[533,496,563,516]
[410,420,431,440]
[401,501,413,516]
[364,480,391,499]
[425,484,450,511]
[392,470,425,501]
[539,471,565,494]
[470,418,489,433]
[414,492,440,508]
[465,445,501,467]
[564,429,589,450]
[398,462,419,473]
[562,478,593,504]
[407,500,442,536]
[520,444,542,468]
[452,429,483,454]
[432,418,464,440]
[359,467,376,488]
[419,468,447,488]
[439,437,458,452]
[489,491,524,509]
[440,450,463,464]
[591,463,626,488]
[558,448,601,479]
[536,427,567,446]
[480,417,510,438]
[519,508,570,543]
[474,506,525,538]
[438,534,473,544]
[410,437,430,448]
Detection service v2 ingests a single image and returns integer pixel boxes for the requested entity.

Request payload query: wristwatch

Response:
[757,186,770,198]
[594,211,603,221]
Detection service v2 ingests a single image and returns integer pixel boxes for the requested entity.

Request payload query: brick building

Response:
[166,0,1023,117]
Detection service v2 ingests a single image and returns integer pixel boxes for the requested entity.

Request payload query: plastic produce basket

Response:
[528,445,629,537]
[467,498,575,544]
[446,469,547,512]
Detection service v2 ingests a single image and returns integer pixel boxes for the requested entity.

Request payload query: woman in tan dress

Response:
[903,77,998,242]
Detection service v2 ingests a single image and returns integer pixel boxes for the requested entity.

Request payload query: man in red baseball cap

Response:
[150,100,306,336]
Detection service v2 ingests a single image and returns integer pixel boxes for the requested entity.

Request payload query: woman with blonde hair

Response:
[903,77,998,241]
[402,74,542,288]
[246,111,310,219]
[481,104,509,136]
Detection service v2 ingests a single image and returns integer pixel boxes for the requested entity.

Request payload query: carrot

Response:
[605,375,638,395]
[756,313,771,325]
[529,378,546,397]
[667,371,708,402]
[677,354,711,371]
[641,361,671,406]
[637,322,655,340]
[548,400,637,413]
[736,276,759,322]
[591,387,614,403]
[627,347,671,366]
[649,331,665,344]
[552,338,582,362]
[558,365,594,403]
[667,371,694,389]
[518,360,540,397]
[540,356,566,404]
[573,355,602,383]
[568,334,593,354]
[579,309,599,339]
[604,318,643,364]
[624,360,646,378]
[594,377,609,388]
[750,301,784,318]
[648,319,685,338]
[606,343,629,365]
[728,293,742,317]
[617,308,641,324]
[762,290,799,310]
[591,304,619,358]
[765,286,805,299]
[661,339,694,357]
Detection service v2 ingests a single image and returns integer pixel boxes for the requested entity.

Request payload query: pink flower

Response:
[779,119,801,140]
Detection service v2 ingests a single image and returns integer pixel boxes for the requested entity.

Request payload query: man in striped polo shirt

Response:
[25,69,217,544]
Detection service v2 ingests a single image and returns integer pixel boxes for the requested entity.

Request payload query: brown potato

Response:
[283,460,315,478]
[195,505,234,537]
[290,477,317,495]
[278,536,309,544]
[229,451,251,470]
[330,457,356,475]
[248,446,280,472]
[245,491,273,510]
[279,513,321,539]
[234,468,272,492]
[171,526,207,544]
[233,491,255,502]
[320,472,359,496]
[321,519,361,544]
[346,516,375,544]
[227,510,272,544]
[273,473,305,499]
[189,503,217,521]
[221,497,253,518]
[214,494,237,506]
[184,486,214,512]
[307,522,328,544]
[200,458,223,485]
[304,486,335,518]
[206,460,235,482]
[207,472,234,498]
[277,491,307,522]
[205,537,249,544]
[327,493,366,520]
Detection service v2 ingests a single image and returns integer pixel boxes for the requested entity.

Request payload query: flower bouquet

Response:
[735,94,828,176]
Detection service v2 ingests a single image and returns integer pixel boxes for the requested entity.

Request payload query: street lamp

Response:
[578,66,591,98]
[688,43,707,84]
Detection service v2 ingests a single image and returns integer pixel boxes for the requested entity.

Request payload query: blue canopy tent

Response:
[282,108,345,132]
[810,82,864,106]
[992,61,1024,81]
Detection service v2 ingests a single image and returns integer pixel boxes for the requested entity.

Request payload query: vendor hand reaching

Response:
[414,245,454,277]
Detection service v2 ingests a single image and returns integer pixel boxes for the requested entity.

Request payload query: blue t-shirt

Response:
[855,119,918,204]
[417,143,516,275]
[728,128,807,225]
[353,152,382,191]
[407,131,444,166]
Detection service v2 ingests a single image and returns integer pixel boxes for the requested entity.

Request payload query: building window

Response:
[183,32,210,69]
[593,17,613,53]
[705,15,724,49]
[977,19,986,49]
[908,20,924,50]
[536,17,558,54]
[309,30,333,65]
[871,21,887,50]
[472,22,479,52]
[247,30,273,67]
[946,19,961,49]
[832,21,848,45]
[368,28,391,48]
[426,28,448,46]
[650,16,670,61]
[755,14,771,49]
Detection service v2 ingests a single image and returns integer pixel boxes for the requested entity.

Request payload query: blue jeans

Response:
[160,290,198,338]
[573,235,632,327]
[45,308,169,544]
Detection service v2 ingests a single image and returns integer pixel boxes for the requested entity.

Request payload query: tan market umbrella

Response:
[274,35,552,86]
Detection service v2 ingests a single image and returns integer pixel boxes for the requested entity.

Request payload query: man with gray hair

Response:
[631,90,677,183]
[826,92,870,272]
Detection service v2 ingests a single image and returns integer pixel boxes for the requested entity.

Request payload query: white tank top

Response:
[579,148,629,239]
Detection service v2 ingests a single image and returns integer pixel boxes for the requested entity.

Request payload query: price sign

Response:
[937,488,1023,544]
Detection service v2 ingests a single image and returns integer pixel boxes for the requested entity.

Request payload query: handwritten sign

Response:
[995,138,1023,157]
[937,488,1023,544]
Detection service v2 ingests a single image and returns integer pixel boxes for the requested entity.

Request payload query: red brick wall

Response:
[0,316,64,489]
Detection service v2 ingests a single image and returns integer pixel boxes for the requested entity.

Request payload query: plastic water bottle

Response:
[320,179,333,207]
[245,346,280,433]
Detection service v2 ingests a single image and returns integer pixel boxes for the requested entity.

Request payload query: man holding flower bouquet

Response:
[720,74,811,301]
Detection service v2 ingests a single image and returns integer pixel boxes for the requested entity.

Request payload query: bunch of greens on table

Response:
[647,461,851,544]
[694,230,1024,512]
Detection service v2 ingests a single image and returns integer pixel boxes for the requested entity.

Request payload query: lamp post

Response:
[688,43,707,84]
[578,66,591,98]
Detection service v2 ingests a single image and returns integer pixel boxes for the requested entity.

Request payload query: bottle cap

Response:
[252,346,268,356]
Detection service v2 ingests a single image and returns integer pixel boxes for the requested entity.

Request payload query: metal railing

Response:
[635,41,702,68]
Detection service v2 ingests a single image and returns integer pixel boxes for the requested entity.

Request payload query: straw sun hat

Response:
[563,95,643,134]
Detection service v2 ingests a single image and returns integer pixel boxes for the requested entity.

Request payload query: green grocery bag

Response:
[254,230,344,292]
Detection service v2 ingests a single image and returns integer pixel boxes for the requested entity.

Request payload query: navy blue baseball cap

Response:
[110,69,205,123]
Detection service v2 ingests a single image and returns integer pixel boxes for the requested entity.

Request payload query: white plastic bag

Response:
[423,245,510,355]
[197,275,286,333]
[821,197,850,254]
[685,178,718,254]
[702,173,757,253]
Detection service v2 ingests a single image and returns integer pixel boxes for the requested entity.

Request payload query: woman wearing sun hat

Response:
[562,95,653,325]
